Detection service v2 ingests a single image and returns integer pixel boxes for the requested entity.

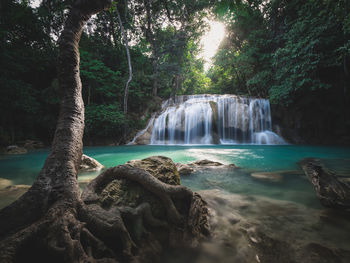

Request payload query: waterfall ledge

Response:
[130,95,287,145]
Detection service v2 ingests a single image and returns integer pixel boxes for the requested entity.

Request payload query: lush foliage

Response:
[209,0,350,105]
[0,0,209,145]
[1,0,349,145]
[206,0,350,143]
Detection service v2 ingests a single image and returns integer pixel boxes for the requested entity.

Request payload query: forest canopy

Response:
[0,0,349,145]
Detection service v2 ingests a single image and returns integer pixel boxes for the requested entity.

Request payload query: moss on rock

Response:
[97,156,181,220]
[127,156,180,185]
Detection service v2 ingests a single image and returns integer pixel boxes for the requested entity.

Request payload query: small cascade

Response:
[132,95,286,145]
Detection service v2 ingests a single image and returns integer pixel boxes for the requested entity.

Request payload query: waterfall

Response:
[133,95,286,145]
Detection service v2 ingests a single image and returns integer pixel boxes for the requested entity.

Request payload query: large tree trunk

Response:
[0,3,209,263]
[0,0,112,262]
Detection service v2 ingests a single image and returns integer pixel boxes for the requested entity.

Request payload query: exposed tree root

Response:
[82,165,193,225]
[0,1,209,260]
[0,161,209,263]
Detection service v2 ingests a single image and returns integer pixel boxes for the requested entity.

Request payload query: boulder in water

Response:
[192,159,225,166]
[5,145,27,154]
[176,163,195,176]
[176,159,237,176]
[299,158,350,209]
[79,154,104,172]
[81,156,210,261]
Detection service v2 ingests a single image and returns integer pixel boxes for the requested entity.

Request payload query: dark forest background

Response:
[1,0,349,146]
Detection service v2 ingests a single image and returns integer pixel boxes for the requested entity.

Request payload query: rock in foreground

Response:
[299,158,350,210]
[81,156,210,262]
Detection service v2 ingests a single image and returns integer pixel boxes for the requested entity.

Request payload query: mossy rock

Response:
[127,156,180,185]
[98,156,181,219]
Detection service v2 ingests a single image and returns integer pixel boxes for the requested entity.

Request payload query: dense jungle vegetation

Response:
[1,0,349,145]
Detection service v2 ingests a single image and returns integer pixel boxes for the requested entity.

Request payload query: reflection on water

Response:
[181,166,322,208]
[1,145,350,204]
[1,145,350,261]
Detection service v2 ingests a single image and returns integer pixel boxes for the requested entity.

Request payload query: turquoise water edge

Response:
[2,145,350,261]
[1,145,350,209]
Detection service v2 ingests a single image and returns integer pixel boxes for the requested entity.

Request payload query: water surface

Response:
[1,145,350,208]
[1,145,350,262]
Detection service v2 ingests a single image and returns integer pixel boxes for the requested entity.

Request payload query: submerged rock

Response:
[176,159,237,176]
[192,159,225,166]
[194,189,350,263]
[296,243,347,263]
[251,172,283,182]
[79,154,104,172]
[176,163,195,176]
[5,145,27,154]
[299,158,350,210]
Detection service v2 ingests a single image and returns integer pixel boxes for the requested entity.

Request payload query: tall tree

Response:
[0,1,208,262]
[115,4,133,115]
[0,0,113,261]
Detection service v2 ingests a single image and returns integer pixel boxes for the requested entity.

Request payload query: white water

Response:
[139,95,286,145]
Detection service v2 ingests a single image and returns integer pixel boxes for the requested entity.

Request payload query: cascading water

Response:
[132,95,286,145]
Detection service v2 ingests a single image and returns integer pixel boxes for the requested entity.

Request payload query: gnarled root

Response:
[82,165,193,225]
[80,162,209,261]
[0,161,209,263]
[0,206,119,263]
[79,203,136,258]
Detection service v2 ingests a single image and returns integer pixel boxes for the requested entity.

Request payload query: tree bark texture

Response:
[0,3,209,263]
[0,0,112,262]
